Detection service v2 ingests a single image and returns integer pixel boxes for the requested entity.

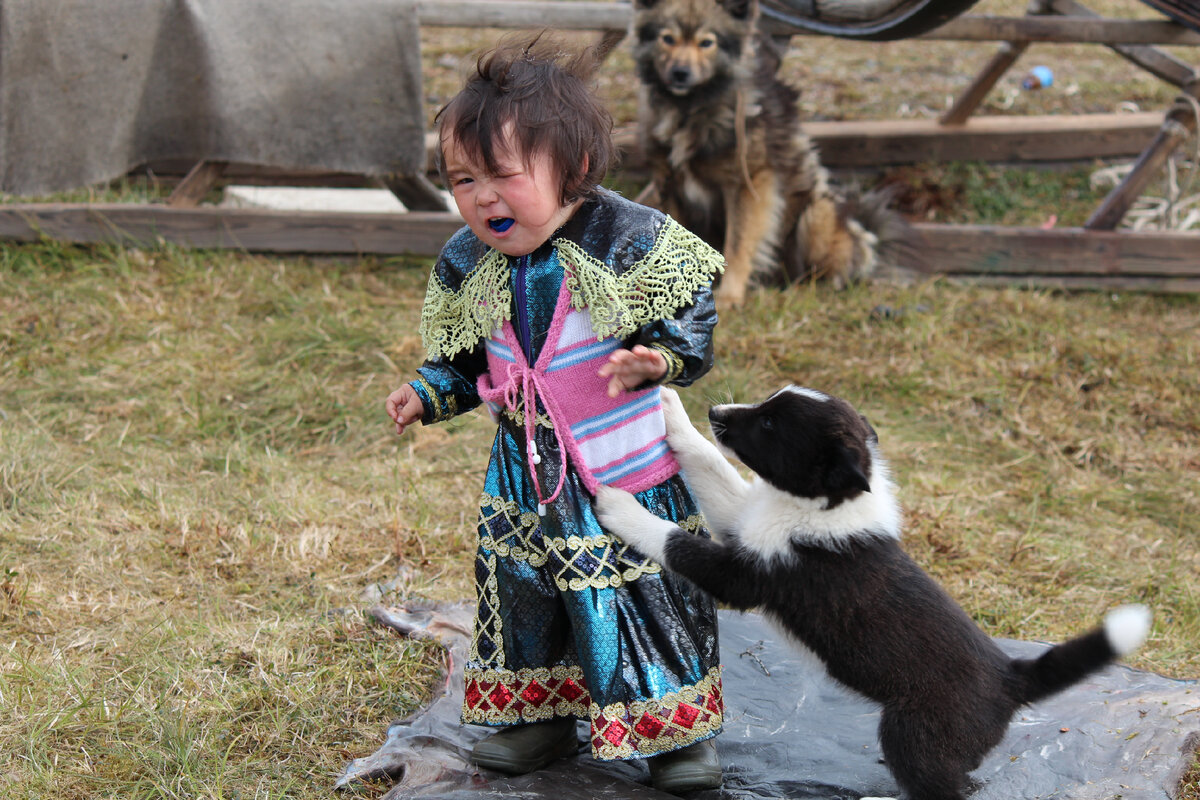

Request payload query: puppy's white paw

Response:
[594,485,669,562]
[594,485,653,539]
[659,387,688,434]
[660,389,708,457]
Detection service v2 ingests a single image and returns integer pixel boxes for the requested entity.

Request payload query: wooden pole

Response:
[1050,0,1198,87]
[941,42,1031,125]
[412,2,1200,45]
[1085,80,1200,230]
[941,0,1052,126]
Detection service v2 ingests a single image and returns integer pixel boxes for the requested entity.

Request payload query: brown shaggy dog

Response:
[632,0,910,306]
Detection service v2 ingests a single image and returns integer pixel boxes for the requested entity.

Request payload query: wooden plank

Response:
[912,223,1200,280]
[412,1,1200,44]
[943,272,1200,291]
[0,204,464,256]
[917,14,1200,44]
[0,207,1195,294]
[1050,0,1199,87]
[806,113,1164,166]
[612,113,1164,170]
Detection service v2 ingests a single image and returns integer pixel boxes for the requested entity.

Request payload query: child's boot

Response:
[648,738,722,792]
[469,717,579,774]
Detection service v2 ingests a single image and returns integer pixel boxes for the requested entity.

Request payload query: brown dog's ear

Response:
[720,0,754,19]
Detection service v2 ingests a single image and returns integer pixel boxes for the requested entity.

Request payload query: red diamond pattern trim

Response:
[521,680,551,706]
[488,682,515,711]
[672,702,700,729]
[634,712,666,739]
[590,669,723,761]
[558,678,584,702]
[601,718,629,747]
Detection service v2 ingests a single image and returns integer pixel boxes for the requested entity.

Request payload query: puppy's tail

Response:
[1012,604,1152,706]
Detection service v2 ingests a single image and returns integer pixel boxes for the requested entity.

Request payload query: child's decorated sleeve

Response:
[626,281,718,389]
[410,346,486,425]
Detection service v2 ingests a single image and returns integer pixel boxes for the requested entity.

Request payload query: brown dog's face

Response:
[633,0,753,97]
[648,23,722,95]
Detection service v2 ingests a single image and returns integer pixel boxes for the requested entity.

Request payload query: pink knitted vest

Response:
[476,278,680,506]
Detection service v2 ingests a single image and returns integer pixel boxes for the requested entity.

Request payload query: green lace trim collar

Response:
[419,218,723,360]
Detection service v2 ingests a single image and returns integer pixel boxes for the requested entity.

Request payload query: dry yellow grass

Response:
[2,240,1197,798]
[2,1,1198,795]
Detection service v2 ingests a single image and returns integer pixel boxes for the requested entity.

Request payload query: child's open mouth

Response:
[488,217,515,234]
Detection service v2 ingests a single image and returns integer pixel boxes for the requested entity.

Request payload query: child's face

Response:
[442,126,580,257]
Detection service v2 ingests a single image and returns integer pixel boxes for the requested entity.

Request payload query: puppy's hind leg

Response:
[877,709,972,800]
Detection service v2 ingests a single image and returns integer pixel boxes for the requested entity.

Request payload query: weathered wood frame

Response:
[1,1,1197,290]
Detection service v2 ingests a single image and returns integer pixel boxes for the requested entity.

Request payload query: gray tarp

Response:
[342,605,1200,800]
[0,0,426,196]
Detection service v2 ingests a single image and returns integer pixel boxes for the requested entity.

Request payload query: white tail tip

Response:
[1104,604,1152,656]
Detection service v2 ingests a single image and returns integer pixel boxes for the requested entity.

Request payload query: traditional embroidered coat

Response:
[409,188,725,761]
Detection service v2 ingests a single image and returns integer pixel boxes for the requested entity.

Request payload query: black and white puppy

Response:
[595,387,1151,800]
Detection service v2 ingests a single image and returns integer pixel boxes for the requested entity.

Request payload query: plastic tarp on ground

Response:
[341,605,1199,800]
[0,0,426,196]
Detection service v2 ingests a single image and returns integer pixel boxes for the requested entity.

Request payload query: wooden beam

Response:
[0,206,1195,294]
[912,223,1200,289]
[412,2,1200,45]
[613,113,1165,170]
[1050,0,1199,87]
[917,14,1200,44]
[0,204,463,256]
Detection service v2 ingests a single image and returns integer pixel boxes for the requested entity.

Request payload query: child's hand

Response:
[598,345,667,398]
[385,384,425,436]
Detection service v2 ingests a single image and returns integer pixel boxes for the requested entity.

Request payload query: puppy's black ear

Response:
[828,445,872,496]
[720,0,754,19]
[635,0,660,9]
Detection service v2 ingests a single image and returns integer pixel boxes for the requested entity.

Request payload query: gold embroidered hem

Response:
[591,666,724,760]
[462,664,724,761]
[463,664,592,725]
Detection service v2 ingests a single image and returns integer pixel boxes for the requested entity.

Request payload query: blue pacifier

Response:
[489,218,515,233]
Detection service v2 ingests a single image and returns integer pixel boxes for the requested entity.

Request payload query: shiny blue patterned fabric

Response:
[409,190,722,760]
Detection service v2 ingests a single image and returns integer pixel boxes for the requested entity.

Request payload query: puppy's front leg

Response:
[660,389,748,538]
[594,485,678,563]
[596,485,763,610]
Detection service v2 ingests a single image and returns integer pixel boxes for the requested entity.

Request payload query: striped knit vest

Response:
[475,276,679,506]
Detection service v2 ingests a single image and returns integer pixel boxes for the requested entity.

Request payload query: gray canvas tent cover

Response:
[341,605,1200,800]
[0,0,426,197]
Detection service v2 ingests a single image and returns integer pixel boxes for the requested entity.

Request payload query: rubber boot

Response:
[648,738,723,793]
[469,718,579,774]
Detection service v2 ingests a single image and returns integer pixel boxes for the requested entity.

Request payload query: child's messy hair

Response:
[435,34,615,205]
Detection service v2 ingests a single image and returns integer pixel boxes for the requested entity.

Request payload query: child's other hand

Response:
[598,345,667,398]
[385,384,425,436]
